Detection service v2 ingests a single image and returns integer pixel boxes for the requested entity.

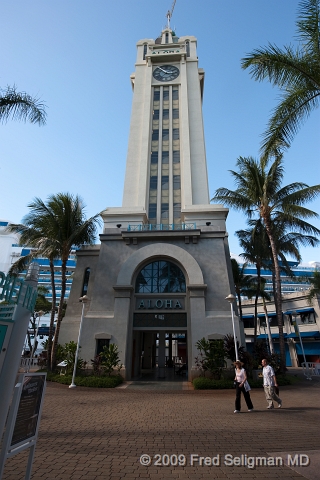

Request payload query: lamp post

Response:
[292,311,312,380]
[69,295,89,388]
[225,294,239,361]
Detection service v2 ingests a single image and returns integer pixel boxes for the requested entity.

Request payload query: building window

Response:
[150,176,157,189]
[173,175,180,189]
[163,90,169,101]
[173,128,179,140]
[135,260,186,293]
[163,109,169,120]
[165,32,169,44]
[153,109,159,120]
[151,152,158,164]
[172,89,179,100]
[162,129,169,140]
[154,90,160,101]
[162,151,169,164]
[173,151,180,163]
[143,44,147,60]
[96,339,110,356]
[173,109,179,119]
[148,203,157,219]
[161,203,169,218]
[161,176,169,190]
[81,268,90,296]
[152,130,159,141]
[173,203,181,218]
[186,41,190,57]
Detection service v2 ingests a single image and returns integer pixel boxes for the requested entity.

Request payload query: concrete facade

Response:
[60,27,241,379]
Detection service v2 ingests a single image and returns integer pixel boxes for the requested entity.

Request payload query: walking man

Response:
[262,358,282,409]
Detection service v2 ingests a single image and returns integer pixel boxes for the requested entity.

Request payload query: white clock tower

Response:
[60,24,243,381]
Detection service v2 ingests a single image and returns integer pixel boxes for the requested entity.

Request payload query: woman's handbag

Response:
[244,380,251,392]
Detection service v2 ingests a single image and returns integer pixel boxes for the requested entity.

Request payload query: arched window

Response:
[186,41,190,57]
[82,268,90,296]
[135,260,186,293]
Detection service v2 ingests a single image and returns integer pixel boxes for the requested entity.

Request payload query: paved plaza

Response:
[1,375,320,480]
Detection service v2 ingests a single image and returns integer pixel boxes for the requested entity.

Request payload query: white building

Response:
[59,25,242,379]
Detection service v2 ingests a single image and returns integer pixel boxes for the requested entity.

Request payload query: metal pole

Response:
[226,294,238,361]
[292,312,311,380]
[69,296,88,388]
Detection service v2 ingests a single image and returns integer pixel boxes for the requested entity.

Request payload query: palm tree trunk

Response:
[264,218,286,373]
[47,259,57,371]
[51,257,67,369]
[253,265,261,347]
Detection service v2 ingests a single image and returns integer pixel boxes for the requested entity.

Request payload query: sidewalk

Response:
[1,376,320,479]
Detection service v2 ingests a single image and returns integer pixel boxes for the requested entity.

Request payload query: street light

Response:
[69,295,89,388]
[225,294,239,361]
[292,311,312,380]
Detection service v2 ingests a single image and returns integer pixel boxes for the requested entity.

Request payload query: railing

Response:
[127,223,196,232]
[20,357,39,372]
[301,362,320,376]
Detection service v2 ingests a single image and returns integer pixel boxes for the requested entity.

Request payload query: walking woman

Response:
[234,360,253,413]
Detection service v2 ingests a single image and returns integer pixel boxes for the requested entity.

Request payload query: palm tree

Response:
[230,258,255,322]
[241,0,320,158]
[212,155,320,372]
[0,85,46,125]
[307,270,320,303]
[8,193,101,370]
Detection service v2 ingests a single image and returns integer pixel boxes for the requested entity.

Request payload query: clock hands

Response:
[158,66,170,74]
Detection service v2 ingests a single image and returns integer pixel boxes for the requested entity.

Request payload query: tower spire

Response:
[166,0,177,29]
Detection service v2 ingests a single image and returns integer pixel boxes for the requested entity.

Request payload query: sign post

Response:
[0,264,40,443]
[0,372,46,480]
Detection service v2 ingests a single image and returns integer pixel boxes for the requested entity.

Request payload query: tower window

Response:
[186,41,190,57]
[81,268,90,296]
[163,90,169,101]
[172,89,179,100]
[162,129,169,140]
[154,90,160,101]
[161,203,169,218]
[148,204,157,219]
[173,203,181,218]
[161,176,169,190]
[172,108,179,119]
[165,32,169,44]
[151,152,158,164]
[152,130,159,141]
[135,260,186,293]
[143,44,147,60]
[173,128,179,140]
[173,175,181,189]
[163,109,169,120]
[153,110,159,120]
[150,176,158,189]
[173,151,180,163]
[162,151,169,163]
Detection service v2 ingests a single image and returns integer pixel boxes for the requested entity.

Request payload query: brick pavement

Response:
[1,378,320,480]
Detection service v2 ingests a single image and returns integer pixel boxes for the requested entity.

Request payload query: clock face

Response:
[153,65,180,82]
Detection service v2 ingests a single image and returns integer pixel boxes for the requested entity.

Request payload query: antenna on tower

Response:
[166,0,177,29]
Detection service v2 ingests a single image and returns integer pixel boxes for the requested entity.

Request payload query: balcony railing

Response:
[127,223,196,232]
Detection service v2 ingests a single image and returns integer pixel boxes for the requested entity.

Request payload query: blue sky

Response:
[0,0,319,263]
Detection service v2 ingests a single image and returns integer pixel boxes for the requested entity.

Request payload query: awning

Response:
[257,333,283,339]
[284,308,314,315]
[257,312,277,318]
[287,331,320,339]
[242,315,254,319]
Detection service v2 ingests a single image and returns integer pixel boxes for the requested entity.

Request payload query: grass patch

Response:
[193,374,296,390]
[46,373,123,388]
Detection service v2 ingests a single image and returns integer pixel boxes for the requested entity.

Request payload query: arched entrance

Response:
[114,242,205,380]
[133,260,187,379]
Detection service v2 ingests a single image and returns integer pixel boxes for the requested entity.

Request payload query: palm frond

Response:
[0,86,46,125]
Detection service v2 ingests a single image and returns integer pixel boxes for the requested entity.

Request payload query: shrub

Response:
[195,338,226,379]
[46,373,123,388]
